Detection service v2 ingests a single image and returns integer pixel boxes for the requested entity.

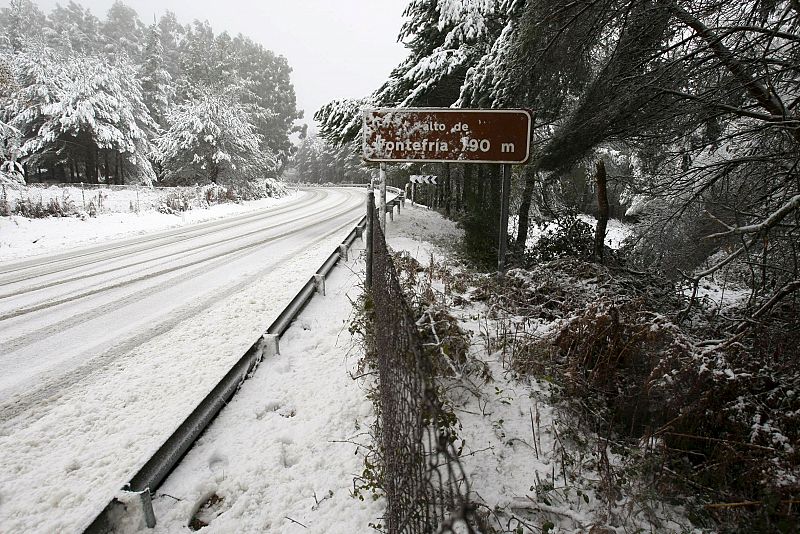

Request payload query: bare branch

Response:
[705,194,800,239]
[670,1,800,143]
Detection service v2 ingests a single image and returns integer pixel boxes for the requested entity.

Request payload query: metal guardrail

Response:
[83,192,404,533]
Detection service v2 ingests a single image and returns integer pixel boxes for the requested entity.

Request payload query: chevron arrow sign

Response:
[410,175,437,185]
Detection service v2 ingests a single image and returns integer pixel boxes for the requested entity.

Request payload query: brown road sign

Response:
[363,108,532,164]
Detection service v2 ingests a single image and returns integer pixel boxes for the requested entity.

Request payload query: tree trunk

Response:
[104,152,111,184]
[515,164,538,247]
[593,159,609,263]
[444,163,452,216]
[455,165,463,212]
[86,140,98,184]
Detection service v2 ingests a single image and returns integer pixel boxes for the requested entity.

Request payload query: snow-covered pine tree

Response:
[0,0,43,52]
[140,23,173,128]
[100,1,144,61]
[229,35,302,164]
[178,20,217,93]
[44,1,101,55]
[373,0,504,108]
[155,85,274,187]
[157,11,184,81]
[0,118,24,185]
[4,48,157,184]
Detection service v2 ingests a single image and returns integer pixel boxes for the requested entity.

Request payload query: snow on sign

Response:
[363,108,532,164]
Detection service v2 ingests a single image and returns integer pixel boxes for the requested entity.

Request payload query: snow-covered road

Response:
[0,187,366,532]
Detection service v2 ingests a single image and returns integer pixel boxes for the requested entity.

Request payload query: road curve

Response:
[0,186,366,533]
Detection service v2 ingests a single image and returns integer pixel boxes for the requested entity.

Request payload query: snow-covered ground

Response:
[0,188,367,532]
[510,213,632,250]
[0,189,301,262]
[1,197,694,533]
[385,207,695,532]
[130,239,384,534]
[108,202,696,533]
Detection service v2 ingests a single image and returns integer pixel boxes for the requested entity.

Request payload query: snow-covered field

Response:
[0,188,301,262]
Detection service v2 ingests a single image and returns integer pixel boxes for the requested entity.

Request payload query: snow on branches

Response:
[155,86,274,186]
[3,48,156,184]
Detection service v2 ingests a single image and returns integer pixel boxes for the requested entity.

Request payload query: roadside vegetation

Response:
[322,1,800,531]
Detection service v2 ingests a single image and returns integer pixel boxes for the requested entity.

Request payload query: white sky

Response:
[29,0,410,128]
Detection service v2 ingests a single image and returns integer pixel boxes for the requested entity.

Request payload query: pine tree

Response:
[0,0,44,52]
[155,85,273,186]
[45,1,101,55]
[0,1,298,191]
[100,1,143,61]
[4,48,157,184]
[229,35,302,157]
[157,11,184,80]
[140,23,173,128]
[178,20,216,90]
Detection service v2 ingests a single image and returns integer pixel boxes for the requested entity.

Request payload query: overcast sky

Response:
[30,0,410,128]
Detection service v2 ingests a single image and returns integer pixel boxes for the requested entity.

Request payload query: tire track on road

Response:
[0,189,326,282]
[0,192,350,304]
[0,209,363,421]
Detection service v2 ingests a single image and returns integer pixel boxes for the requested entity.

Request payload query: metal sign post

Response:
[363,108,532,272]
[366,186,374,289]
[498,164,512,271]
[379,163,387,231]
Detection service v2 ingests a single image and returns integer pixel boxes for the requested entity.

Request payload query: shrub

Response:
[525,215,595,263]
[492,259,800,530]
[0,185,9,216]
[159,190,191,214]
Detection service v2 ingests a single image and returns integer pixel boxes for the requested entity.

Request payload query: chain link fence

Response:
[370,220,474,534]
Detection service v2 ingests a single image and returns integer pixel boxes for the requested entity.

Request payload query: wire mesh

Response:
[370,220,474,534]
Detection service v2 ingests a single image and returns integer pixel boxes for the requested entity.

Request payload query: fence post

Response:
[366,191,374,290]
[81,182,85,211]
[262,334,280,357]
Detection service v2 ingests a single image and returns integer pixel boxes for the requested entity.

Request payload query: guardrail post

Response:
[140,490,156,528]
[388,203,394,222]
[262,334,279,357]
[313,274,326,296]
[339,244,349,262]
